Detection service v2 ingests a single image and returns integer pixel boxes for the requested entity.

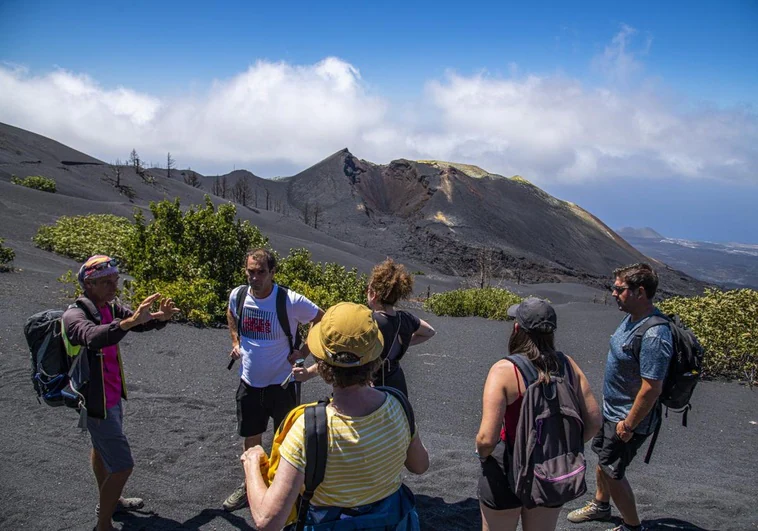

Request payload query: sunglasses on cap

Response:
[84,258,119,273]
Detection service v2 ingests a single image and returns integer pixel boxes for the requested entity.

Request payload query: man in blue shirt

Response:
[567,263,673,531]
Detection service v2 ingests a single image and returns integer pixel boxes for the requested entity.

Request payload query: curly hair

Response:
[317,352,382,388]
[369,258,414,305]
[613,262,658,299]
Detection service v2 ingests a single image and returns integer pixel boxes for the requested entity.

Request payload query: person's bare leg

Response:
[92,449,107,490]
[96,468,132,531]
[596,465,611,503]
[244,434,262,451]
[521,505,561,531]
[605,475,641,526]
[480,503,520,531]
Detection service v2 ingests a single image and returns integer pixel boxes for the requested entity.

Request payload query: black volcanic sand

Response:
[2,262,757,531]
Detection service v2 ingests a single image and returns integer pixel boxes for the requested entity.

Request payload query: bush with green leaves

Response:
[658,288,758,382]
[33,214,136,264]
[276,248,368,310]
[0,238,15,270]
[40,196,368,326]
[424,287,523,320]
[11,175,56,193]
[123,196,268,325]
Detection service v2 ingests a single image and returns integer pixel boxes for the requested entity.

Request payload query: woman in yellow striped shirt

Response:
[241,302,429,531]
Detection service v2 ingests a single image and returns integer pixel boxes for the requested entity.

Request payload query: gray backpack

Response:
[505,352,587,508]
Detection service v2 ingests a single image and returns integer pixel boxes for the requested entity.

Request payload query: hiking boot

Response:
[95,497,144,516]
[222,482,248,512]
[567,499,612,523]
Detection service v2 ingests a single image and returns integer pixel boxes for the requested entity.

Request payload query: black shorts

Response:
[591,419,650,480]
[477,440,522,510]
[236,380,297,437]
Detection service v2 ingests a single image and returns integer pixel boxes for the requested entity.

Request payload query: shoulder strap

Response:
[296,400,329,531]
[275,285,295,355]
[234,285,247,333]
[75,297,102,324]
[505,354,539,388]
[375,386,416,438]
[631,314,671,360]
[373,311,402,361]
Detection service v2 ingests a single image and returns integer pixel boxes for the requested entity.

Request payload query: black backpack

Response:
[631,313,704,463]
[24,298,98,408]
[505,353,587,509]
[294,386,416,531]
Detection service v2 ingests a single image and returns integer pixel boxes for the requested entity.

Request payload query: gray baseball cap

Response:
[507,297,557,333]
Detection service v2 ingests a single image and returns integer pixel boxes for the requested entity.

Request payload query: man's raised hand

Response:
[152,297,181,322]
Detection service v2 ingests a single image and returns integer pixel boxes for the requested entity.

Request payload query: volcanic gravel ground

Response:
[1,259,757,530]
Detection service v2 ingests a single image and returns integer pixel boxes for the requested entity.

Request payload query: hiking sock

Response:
[594,499,611,511]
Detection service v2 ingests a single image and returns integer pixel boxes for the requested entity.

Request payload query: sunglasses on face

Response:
[85,258,118,273]
[611,285,631,294]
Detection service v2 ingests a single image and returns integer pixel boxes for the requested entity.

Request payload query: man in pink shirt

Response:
[62,255,180,531]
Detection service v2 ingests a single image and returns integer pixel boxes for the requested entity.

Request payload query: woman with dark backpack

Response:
[367,259,436,397]
[475,298,602,531]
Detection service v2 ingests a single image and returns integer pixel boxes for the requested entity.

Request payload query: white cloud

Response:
[0,31,755,185]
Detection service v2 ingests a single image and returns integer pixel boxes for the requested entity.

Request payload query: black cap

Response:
[507,297,557,333]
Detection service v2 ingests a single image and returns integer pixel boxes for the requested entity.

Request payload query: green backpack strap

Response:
[296,399,329,531]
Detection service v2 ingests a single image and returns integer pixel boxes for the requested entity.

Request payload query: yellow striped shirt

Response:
[279,394,412,507]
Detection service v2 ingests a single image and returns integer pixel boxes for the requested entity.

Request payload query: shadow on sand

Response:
[644,518,712,531]
[114,508,255,530]
[416,494,480,531]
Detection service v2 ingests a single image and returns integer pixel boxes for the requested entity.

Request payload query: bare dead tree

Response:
[183,168,202,188]
[221,176,228,198]
[112,158,122,187]
[265,189,270,210]
[166,152,175,179]
[303,201,311,225]
[211,176,223,196]
[313,203,320,229]
[232,175,252,206]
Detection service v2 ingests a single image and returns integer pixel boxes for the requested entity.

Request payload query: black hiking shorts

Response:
[478,440,523,510]
[592,418,650,480]
[236,380,297,437]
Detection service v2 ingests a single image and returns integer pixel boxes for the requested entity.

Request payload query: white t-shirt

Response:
[228,284,319,387]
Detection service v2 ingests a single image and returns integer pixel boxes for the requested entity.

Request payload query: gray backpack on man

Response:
[505,352,587,508]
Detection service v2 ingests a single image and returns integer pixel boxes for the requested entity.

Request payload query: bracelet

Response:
[622,420,634,433]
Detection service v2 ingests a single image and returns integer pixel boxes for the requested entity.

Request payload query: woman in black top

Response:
[367,259,436,397]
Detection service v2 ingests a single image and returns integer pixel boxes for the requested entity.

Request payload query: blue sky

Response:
[1,0,756,243]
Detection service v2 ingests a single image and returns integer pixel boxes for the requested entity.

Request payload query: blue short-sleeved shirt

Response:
[602,309,674,434]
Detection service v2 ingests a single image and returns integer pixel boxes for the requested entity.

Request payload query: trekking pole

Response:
[281,358,305,389]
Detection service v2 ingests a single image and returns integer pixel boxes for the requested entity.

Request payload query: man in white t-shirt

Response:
[222,248,324,512]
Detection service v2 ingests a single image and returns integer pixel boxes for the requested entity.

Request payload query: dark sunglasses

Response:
[611,285,631,294]
[85,258,119,273]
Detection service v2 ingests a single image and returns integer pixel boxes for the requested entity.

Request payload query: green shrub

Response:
[276,248,368,310]
[122,196,268,324]
[11,175,56,193]
[36,197,368,326]
[658,288,758,382]
[424,287,523,320]
[0,238,15,270]
[33,214,136,264]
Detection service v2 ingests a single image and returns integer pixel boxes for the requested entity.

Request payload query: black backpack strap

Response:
[234,285,247,333]
[296,400,329,531]
[375,386,416,438]
[505,354,539,388]
[275,285,296,356]
[643,414,663,464]
[75,297,102,324]
[631,314,670,360]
